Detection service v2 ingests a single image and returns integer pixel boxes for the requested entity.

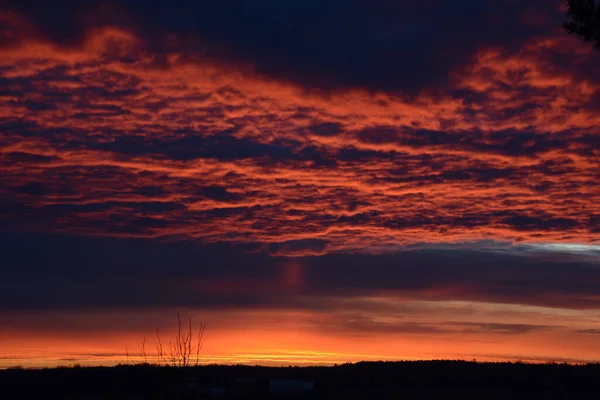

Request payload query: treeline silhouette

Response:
[1,361,600,399]
[563,0,600,49]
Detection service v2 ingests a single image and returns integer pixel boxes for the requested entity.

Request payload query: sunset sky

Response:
[1,0,600,368]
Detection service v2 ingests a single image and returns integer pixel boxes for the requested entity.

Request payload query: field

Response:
[1,361,600,399]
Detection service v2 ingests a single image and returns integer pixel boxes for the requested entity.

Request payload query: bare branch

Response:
[130,313,207,367]
[137,336,147,364]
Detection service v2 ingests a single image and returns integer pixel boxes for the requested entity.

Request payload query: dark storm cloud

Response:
[1,232,599,312]
[1,0,564,95]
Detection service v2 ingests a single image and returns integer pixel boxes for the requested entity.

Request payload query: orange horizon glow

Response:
[2,302,600,369]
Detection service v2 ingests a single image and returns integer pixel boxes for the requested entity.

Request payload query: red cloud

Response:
[0,14,599,251]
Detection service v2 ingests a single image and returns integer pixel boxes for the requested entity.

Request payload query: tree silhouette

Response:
[156,313,206,367]
[563,0,600,49]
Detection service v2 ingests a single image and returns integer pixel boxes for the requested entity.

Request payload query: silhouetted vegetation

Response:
[126,313,207,367]
[563,0,600,48]
[155,313,207,367]
[2,361,600,399]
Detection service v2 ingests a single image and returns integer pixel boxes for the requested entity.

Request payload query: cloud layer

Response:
[1,32,599,247]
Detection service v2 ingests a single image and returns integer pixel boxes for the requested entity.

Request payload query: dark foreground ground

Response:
[1,361,600,399]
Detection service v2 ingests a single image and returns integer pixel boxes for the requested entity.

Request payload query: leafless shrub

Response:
[125,313,206,367]
[155,313,206,367]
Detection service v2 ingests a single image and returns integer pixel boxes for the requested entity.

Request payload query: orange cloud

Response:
[1,25,599,250]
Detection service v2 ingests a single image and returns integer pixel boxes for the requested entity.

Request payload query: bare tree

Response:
[563,0,600,49]
[124,314,206,366]
[155,313,207,367]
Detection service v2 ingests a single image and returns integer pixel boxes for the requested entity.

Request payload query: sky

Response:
[1,0,600,368]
